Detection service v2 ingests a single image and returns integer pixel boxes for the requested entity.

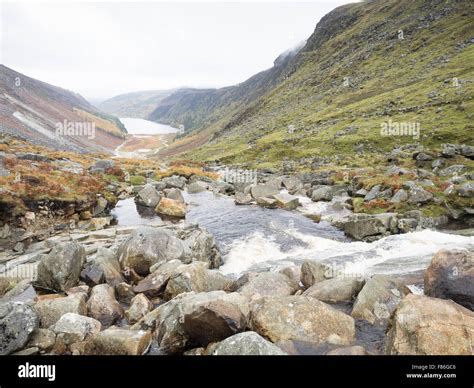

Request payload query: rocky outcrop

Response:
[250,295,355,346]
[386,294,474,355]
[424,249,473,311]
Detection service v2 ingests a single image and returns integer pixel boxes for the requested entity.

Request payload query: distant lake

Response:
[119,118,178,135]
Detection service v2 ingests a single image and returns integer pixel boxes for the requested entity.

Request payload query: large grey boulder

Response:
[386,294,474,355]
[118,227,186,276]
[407,185,433,204]
[424,249,474,311]
[250,296,355,346]
[164,188,185,203]
[351,275,411,324]
[135,184,162,208]
[163,175,186,190]
[90,247,124,287]
[36,242,86,293]
[303,278,365,304]
[273,193,299,210]
[250,184,279,199]
[0,302,39,355]
[208,331,286,355]
[89,159,115,174]
[343,213,395,241]
[133,260,182,297]
[187,181,208,194]
[164,262,236,300]
[183,228,222,269]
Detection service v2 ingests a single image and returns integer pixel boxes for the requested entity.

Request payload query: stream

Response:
[111,191,474,282]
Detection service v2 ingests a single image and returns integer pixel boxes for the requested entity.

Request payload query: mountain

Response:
[98,89,177,119]
[0,65,127,153]
[152,0,473,167]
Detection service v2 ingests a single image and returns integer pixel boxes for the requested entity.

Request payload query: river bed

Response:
[111,191,474,279]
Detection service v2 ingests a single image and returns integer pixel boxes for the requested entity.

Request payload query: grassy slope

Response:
[164,0,473,170]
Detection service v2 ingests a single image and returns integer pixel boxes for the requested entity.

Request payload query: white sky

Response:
[1,0,354,100]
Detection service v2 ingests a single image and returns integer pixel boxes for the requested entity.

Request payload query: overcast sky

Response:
[1,1,354,100]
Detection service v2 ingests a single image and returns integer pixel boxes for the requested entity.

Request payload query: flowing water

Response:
[111,191,474,280]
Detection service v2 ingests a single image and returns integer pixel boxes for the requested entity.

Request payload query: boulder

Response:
[181,291,249,346]
[163,175,186,190]
[303,278,365,304]
[238,272,298,299]
[282,177,303,194]
[164,262,236,300]
[84,327,152,355]
[133,260,182,297]
[458,182,473,197]
[125,294,153,324]
[250,184,279,199]
[386,294,474,355]
[36,241,86,293]
[300,261,332,289]
[50,313,101,345]
[89,159,115,174]
[26,328,56,352]
[87,284,124,327]
[343,214,395,241]
[273,193,299,210]
[91,247,124,287]
[0,302,39,355]
[35,294,87,328]
[438,164,466,177]
[326,345,368,355]
[351,275,411,324]
[364,184,381,202]
[135,184,162,208]
[164,188,185,203]
[208,331,286,355]
[407,186,433,204]
[250,296,355,346]
[390,189,408,203]
[256,197,278,208]
[424,249,473,310]
[155,198,186,218]
[118,227,186,276]
[311,186,333,202]
[187,182,208,194]
[234,192,253,205]
[183,228,222,269]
